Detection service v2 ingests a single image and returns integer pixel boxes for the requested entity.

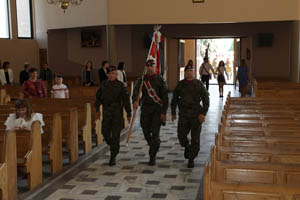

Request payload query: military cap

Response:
[146,59,156,66]
[184,65,194,71]
[107,66,117,73]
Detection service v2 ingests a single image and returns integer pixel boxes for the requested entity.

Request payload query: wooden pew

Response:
[0,130,17,200]
[205,93,300,199]
[0,89,5,105]
[0,108,64,175]
[0,86,23,100]
[205,146,300,200]
[253,78,300,98]
[1,103,80,165]
[15,122,42,190]
[28,99,91,154]
[43,113,63,174]
[204,162,300,200]
[211,148,300,185]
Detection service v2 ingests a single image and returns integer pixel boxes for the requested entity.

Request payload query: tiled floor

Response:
[23,85,240,200]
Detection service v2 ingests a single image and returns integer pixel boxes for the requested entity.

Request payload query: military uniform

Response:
[132,73,168,165]
[95,70,131,166]
[171,75,209,167]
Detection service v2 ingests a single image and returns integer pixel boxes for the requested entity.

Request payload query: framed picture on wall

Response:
[81,29,101,48]
[193,0,204,3]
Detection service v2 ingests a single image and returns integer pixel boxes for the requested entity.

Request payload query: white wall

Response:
[34,0,108,48]
[108,0,299,24]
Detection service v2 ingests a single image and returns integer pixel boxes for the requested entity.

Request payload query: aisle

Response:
[24,85,240,200]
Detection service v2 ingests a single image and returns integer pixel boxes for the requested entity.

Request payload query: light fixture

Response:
[47,0,83,12]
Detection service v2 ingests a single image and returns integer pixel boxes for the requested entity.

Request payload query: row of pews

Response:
[0,78,135,101]
[254,78,300,98]
[0,83,133,200]
[204,93,300,199]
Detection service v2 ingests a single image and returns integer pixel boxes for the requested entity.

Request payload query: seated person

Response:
[0,61,14,85]
[23,67,47,98]
[51,74,69,98]
[5,99,45,133]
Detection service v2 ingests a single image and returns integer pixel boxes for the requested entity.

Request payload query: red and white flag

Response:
[147,29,163,75]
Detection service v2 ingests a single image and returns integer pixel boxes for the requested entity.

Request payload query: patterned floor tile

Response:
[22,86,240,200]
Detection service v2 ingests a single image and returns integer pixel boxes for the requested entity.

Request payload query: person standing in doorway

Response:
[132,59,169,166]
[216,60,228,98]
[171,64,209,168]
[199,57,215,90]
[95,66,132,166]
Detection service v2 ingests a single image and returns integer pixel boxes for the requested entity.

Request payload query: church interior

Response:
[1,0,300,199]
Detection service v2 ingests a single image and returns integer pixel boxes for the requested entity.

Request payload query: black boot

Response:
[188,159,194,168]
[184,145,190,159]
[109,156,116,166]
[148,156,156,166]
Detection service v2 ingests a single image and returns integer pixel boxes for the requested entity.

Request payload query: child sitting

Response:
[5,99,45,133]
[51,74,69,99]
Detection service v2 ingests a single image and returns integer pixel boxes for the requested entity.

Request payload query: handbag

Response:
[201,64,212,79]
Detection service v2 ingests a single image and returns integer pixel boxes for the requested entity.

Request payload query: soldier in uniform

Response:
[132,59,168,166]
[95,66,132,166]
[171,65,209,168]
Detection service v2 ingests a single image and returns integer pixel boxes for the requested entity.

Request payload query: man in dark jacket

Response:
[95,66,132,166]
[171,65,210,168]
[98,60,109,83]
[132,59,169,166]
[20,62,30,85]
[40,63,52,84]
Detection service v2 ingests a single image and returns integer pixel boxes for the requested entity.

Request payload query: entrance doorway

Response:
[178,38,241,85]
[196,38,236,84]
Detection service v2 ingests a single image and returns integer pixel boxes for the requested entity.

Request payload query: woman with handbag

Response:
[216,60,228,98]
[199,57,215,90]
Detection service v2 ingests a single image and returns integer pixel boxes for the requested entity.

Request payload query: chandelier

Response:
[47,0,83,12]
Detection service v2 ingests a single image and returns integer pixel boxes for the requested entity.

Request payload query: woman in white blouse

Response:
[0,61,13,85]
[216,60,228,98]
[5,99,45,133]
[117,62,127,87]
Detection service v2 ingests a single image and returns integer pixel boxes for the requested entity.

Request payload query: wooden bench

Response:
[0,130,17,200]
[0,108,64,174]
[204,93,300,199]
[204,146,300,200]
[0,86,23,101]
[0,89,11,105]
[253,78,300,98]
[204,163,300,200]
[0,122,43,191]
[27,99,92,153]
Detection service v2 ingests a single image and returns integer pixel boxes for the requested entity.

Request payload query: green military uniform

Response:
[132,74,168,164]
[171,78,209,165]
[95,79,131,164]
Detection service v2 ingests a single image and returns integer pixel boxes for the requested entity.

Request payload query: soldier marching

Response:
[95,66,132,166]
[132,59,169,166]
[171,64,210,168]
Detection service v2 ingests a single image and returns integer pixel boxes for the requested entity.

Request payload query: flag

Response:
[147,30,163,75]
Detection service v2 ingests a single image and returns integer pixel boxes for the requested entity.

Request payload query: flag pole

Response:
[125,25,161,146]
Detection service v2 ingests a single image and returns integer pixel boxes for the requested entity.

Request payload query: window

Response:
[16,0,33,38]
[0,0,10,38]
